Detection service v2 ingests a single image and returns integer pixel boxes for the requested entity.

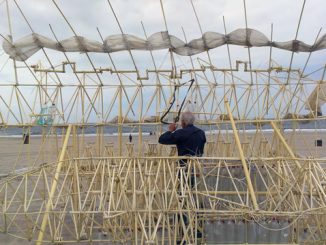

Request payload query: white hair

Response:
[180,111,195,125]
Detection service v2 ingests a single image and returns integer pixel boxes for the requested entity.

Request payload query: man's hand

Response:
[168,123,177,132]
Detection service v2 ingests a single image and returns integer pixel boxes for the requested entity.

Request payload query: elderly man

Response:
[159,111,206,243]
[158,111,206,158]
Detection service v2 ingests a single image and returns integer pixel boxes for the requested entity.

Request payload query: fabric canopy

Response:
[2,28,326,61]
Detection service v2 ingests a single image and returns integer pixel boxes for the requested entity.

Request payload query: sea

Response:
[0,119,325,138]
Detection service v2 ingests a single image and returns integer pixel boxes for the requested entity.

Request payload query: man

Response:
[129,134,132,143]
[158,111,206,158]
[158,111,206,243]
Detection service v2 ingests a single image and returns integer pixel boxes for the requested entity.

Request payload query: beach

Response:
[1,129,325,175]
[0,130,326,244]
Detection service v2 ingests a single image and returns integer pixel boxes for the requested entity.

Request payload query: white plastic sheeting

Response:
[205,165,267,205]
[306,83,326,114]
[3,28,326,61]
[205,219,291,244]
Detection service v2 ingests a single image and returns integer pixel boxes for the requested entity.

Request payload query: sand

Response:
[1,130,326,174]
[0,134,160,175]
[0,130,325,244]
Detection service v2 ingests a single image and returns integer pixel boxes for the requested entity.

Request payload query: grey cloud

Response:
[0,0,325,75]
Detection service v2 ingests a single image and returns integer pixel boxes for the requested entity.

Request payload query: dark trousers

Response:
[176,160,202,243]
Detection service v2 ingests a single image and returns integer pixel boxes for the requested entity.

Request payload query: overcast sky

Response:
[1,0,325,40]
[0,0,325,73]
[0,0,325,123]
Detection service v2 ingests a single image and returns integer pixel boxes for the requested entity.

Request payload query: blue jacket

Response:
[158,125,206,156]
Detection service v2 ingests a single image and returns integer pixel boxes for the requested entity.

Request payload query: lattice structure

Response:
[1,142,326,243]
[0,0,326,244]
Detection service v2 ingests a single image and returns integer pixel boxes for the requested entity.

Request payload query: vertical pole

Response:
[6,0,25,125]
[225,100,259,210]
[72,124,77,157]
[118,85,122,156]
[71,125,79,238]
[138,87,143,156]
[96,125,103,156]
[36,124,72,244]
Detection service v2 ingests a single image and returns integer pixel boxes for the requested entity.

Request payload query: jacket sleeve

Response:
[158,131,180,145]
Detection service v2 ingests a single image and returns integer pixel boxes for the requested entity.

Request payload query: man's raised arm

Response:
[158,123,179,145]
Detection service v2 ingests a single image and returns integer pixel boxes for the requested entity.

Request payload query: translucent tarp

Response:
[3,28,326,61]
[306,84,326,114]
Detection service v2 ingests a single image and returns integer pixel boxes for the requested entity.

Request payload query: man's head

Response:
[180,111,195,128]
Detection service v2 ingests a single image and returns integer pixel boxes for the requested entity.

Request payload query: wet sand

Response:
[1,130,326,174]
